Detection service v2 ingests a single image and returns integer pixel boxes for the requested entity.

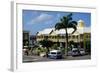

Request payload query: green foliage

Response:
[39,40,54,54]
[39,40,53,48]
[51,44,58,50]
[69,41,74,47]
[85,40,91,54]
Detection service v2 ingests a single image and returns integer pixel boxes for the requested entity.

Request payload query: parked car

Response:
[71,48,80,56]
[79,48,85,55]
[48,50,62,59]
[67,51,72,56]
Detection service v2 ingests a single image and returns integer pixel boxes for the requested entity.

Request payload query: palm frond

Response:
[67,13,72,17]
[55,13,77,34]
[55,22,65,30]
[70,21,77,26]
[71,25,77,34]
[68,21,77,34]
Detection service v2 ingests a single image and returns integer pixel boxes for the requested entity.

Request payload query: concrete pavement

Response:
[23,55,91,63]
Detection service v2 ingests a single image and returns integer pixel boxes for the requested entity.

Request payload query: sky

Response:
[23,10,91,35]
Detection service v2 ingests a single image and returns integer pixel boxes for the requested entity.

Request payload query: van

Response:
[48,50,62,59]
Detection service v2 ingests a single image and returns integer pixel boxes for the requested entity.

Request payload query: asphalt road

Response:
[23,55,91,63]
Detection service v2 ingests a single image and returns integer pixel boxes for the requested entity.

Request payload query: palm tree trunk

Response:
[65,28,68,57]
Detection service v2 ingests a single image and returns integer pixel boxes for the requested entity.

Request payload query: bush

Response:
[51,44,58,50]
[85,40,91,54]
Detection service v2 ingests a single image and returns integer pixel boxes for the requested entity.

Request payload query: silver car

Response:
[48,50,62,59]
[79,49,85,55]
[72,48,80,56]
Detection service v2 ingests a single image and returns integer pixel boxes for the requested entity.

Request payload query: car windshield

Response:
[51,52,56,54]
[72,50,78,52]
[80,49,84,51]
[57,52,61,54]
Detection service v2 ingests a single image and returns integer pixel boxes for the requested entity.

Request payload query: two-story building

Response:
[36,20,91,49]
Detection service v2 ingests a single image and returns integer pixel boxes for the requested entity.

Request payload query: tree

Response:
[39,40,53,54]
[85,40,91,54]
[55,13,77,56]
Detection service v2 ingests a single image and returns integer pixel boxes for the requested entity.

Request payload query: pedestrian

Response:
[25,50,29,56]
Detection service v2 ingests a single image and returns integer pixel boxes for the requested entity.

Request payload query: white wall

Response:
[0,0,100,73]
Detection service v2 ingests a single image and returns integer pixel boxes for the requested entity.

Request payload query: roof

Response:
[84,27,91,33]
[50,28,74,35]
[73,27,91,35]
[36,19,91,36]
[37,28,54,36]
[78,20,84,23]
[50,50,61,52]
[37,27,90,36]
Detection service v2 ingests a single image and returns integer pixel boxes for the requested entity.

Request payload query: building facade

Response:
[23,31,30,48]
[36,20,91,49]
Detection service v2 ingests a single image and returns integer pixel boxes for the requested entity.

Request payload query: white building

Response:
[36,20,91,48]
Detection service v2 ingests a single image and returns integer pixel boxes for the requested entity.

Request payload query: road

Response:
[23,55,91,63]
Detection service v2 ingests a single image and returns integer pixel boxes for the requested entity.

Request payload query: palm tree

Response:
[55,13,77,56]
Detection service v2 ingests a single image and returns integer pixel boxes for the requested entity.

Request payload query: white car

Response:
[72,48,80,56]
[79,49,85,55]
[48,50,62,59]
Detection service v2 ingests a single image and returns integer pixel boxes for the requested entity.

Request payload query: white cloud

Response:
[27,13,54,25]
